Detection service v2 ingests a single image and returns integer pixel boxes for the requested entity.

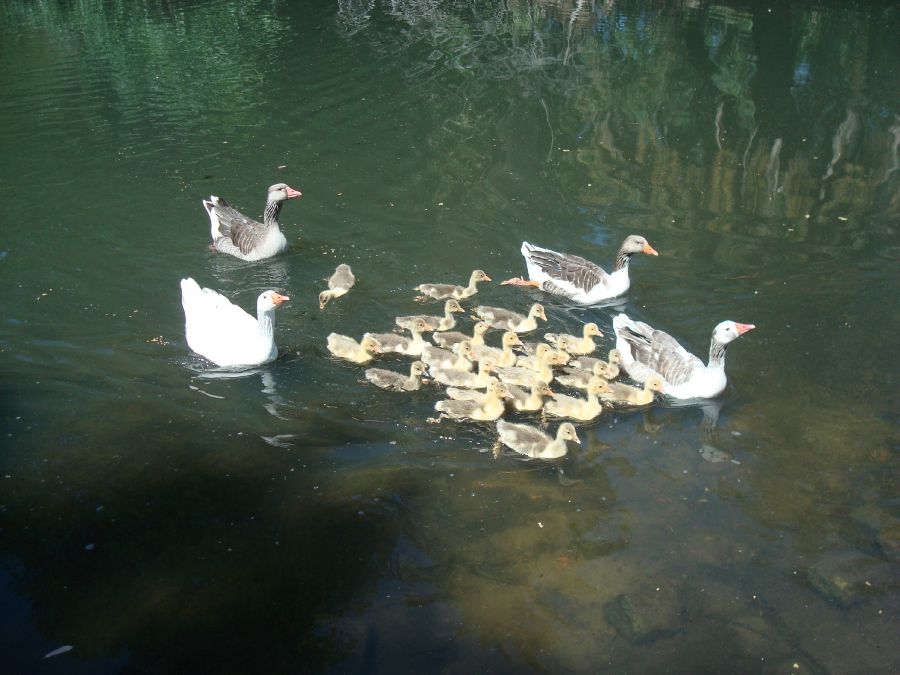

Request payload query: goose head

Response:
[258,290,290,313]
[587,377,611,395]
[486,381,511,399]
[267,183,302,202]
[501,331,523,348]
[557,422,580,444]
[645,375,665,393]
[360,336,381,354]
[592,361,611,377]
[712,321,755,346]
[409,318,430,335]
[457,340,475,360]
[621,234,658,256]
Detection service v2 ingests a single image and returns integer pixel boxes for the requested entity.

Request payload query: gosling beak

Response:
[643,242,659,256]
[735,322,756,335]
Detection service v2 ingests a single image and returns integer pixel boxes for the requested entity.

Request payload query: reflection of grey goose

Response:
[613,314,755,399]
[365,361,427,392]
[496,420,579,459]
[434,381,510,421]
[475,303,546,332]
[181,278,288,367]
[415,270,491,300]
[396,299,465,332]
[502,235,658,304]
[365,319,429,356]
[319,264,355,309]
[204,183,302,261]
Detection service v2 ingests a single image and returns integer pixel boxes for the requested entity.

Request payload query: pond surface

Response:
[1,0,898,672]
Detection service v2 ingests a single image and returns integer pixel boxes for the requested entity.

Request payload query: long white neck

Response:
[257,309,275,339]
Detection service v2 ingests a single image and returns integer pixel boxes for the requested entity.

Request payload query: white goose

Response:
[180,278,289,367]
[501,235,658,304]
[495,420,579,459]
[613,314,755,399]
[204,183,302,261]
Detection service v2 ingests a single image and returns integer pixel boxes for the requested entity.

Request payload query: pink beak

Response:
[643,242,659,256]
[285,186,302,199]
[735,322,755,335]
[272,293,290,305]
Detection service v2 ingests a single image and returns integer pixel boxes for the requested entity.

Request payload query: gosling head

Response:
[471,270,492,283]
[502,331,523,348]
[360,336,381,353]
[557,422,580,444]
[446,299,465,313]
[410,361,428,377]
[584,322,603,337]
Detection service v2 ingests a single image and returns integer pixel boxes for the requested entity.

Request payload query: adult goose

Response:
[612,314,755,399]
[495,420,579,460]
[415,270,491,301]
[204,183,302,261]
[180,278,289,367]
[501,235,658,304]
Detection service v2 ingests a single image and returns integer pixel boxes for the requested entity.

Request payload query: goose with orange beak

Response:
[181,278,290,367]
[502,234,658,304]
[613,314,755,399]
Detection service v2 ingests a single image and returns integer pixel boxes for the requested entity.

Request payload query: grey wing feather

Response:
[211,199,265,256]
[620,322,703,386]
[526,247,609,292]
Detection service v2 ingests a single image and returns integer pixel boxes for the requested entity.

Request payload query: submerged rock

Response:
[602,585,682,644]
[803,550,899,607]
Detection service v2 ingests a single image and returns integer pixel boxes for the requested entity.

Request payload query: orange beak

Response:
[735,322,755,334]
[272,293,290,305]
[643,242,659,256]
[285,186,302,199]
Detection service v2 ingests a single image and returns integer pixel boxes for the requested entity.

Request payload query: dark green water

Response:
[1,0,898,672]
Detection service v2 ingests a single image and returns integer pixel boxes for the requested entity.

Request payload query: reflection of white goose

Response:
[613,314,755,399]
[180,278,288,367]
